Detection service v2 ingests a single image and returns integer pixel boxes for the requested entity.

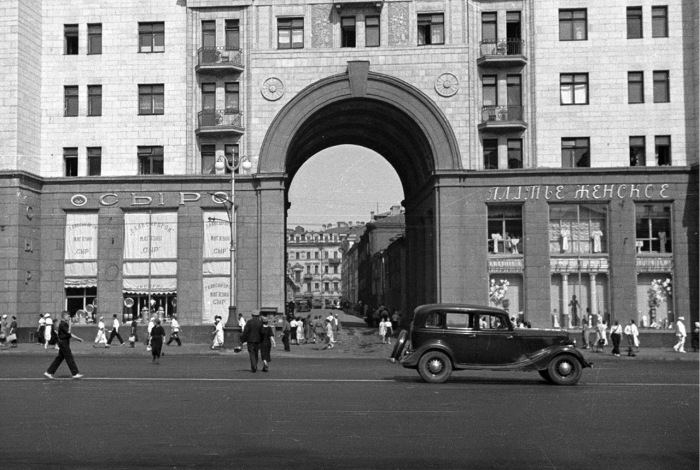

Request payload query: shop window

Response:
[635,204,672,253]
[417,13,444,45]
[65,287,97,320]
[366,16,380,47]
[488,205,523,255]
[341,17,356,47]
[655,136,671,166]
[561,137,590,168]
[88,24,102,55]
[139,84,164,115]
[559,9,587,41]
[629,136,646,166]
[278,18,304,49]
[549,204,607,254]
[139,22,165,53]
[627,7,643,39]
[64,147,78,177]
[560,73,588,105]
[87,147,101,176]
[138,146,164,175]
[65,24,79,55]
[651,6,668,38]
[628,72,644,104]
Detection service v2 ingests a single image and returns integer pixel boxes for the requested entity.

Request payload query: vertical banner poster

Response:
[203,277,230,324]
[65,212,98,260]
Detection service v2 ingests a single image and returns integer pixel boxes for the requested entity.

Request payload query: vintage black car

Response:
[391,304,592,385]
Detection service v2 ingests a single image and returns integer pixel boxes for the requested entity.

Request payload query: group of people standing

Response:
[281,313,340,349]
[581,314,640,357]
[0,314,19,348]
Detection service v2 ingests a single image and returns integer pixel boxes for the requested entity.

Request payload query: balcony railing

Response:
[478,106,527,131]
[477,39,527,67]
[196,47,244,72]
[196,109,244,135]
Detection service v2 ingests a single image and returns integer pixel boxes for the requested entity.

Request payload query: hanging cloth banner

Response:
[203,211,230,259]
[124,212,178,260]
[65,212,98,260]
[202,277,230,324]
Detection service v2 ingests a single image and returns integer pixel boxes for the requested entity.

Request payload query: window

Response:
[559,9,587,41]
[201,145,216,175]
[653,71,670,103]
[87,147,101,176]
[65,287,97,319]
[506,12,521,52]
[138,146,164,175]
[482,12,497,42]
[88,24,102,54]
[138,84,164,115]
[226,20,240,50]
[636,204,672,253]
[483,139,498,170]
[424,311,444,328]
[629,137,646,166]
[366,16,380,47]
[225,144,240,174]
[560,74,588,105]
[64,86,79,116]
[341,17,356,47]
[482,75,497,106]
[652,6,668,38]
[202,21,216,48]
[139,22,165,53]
[627,7,643,39]
[507,139,522,169]
[488,206,523,254]
[445,312,474,329]
[507,75,522,107]
[201,83,216,111]
[64,24,79,55]
[278,18,304,49]
[549,204,607,254]
[561,138,590,167]
[417,14,444,46]
[225,82,239,112]
[87,85,102,116]
[628,72,644,104]
[64,148,78,177]
[655,136,671,166]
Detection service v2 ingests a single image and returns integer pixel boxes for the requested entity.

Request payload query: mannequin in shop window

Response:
[591,229,603,253]
[560,227,570,253]
[507,234,520,254]
[568,295,580,328]
[658,232,667,253]
[491,233,502,253]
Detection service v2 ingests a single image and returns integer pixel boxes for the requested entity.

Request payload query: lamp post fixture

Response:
[213,154,252,329]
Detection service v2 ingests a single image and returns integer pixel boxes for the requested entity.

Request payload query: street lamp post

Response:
[213,154,252,335]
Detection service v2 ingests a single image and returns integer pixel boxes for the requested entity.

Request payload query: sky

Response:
[286,145,404,230]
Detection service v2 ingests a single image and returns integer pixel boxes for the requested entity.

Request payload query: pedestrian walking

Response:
[166,314,182,346]
[624,319,638,357]
[610,321,623,356]
[241,311,264,372]
[37,314,46,345]
[281,315,291,351]
[149,318,166,364]
[580,315,590,349]
[260,317,275,372]
[43,314,53,349]
[44,311,84,379]
[0,314,8,348]
[323,317,334,349]
[305,314,313,344]
[129,317,139,348]
[211,315,224,349]
[93,317,108,348]
[289,316,298,345]
[7,316,19,348]
[146,316,155,351]
[106,314,125,346]
[378,315,389,344]
[390,308,400,331]
[296,316,305,345]
[237,313,246,330]
[333,312,342,337]
[673,316,687,353]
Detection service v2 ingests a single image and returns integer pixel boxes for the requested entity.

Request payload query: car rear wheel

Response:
[390,330,408,363]
[418,351,452,384]
[546,354,582,385]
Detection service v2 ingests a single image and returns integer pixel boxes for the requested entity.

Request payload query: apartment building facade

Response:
[0,1,697,330]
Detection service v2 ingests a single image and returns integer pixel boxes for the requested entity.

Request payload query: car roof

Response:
[413,303,507,315]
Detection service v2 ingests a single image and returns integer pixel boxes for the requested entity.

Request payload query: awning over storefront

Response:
[122,277,177,293]
[64,278,97,288]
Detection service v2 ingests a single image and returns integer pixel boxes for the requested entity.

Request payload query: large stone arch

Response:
[251,61,463,314]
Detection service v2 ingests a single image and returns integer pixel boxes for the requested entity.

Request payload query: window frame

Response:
[488,205,524,255]
[365,15,380,47]
[138,22,165,53]
[653,71,670,103]
[225,82,240,113]
[481,12,497,42]
[137,146,164,175]
[225,19,240,50]
[560,73,589,105]
[201,144,217,175]
[482,75,498,107]
[417,13,445,46]
[559,9,587,41]
[655,136,671,166]
[64,85,79,117]
[87,23,102,55]
[629,136,646,167]
[651,6,668,38]
[483,138,499,170]
[341,16,357,48]
[277,18,304,49]
[64,24,79,55]
[635,204,672,254]
[627,7,643,39]
[549,204,608,255]
[561,137,590,168]
[628,71,644,104]
[507,139,523,169]
[138,84,165,115]
[87,147,102,176]
[87,85,102,116]
[202,20,216,48]
[64,147,78,177]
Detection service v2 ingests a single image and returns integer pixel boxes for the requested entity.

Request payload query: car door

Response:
[475,312,523,365]
[443,310,478,366]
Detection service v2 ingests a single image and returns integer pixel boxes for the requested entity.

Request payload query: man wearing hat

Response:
[241,311,264,372]
[673,316,687,353]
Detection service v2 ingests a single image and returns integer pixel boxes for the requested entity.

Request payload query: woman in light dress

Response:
[211,315,224,349]
[93,316,108,348]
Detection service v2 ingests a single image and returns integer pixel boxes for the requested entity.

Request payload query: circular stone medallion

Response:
[435,73,459,97]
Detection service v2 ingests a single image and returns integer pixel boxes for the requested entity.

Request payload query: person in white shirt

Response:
[107,314,125,346]
[673,316,687,353]
[609,321,623,356]
[238,313,246,329]
[623,319,639,357]
[37,314,46,345]
[211,316,224,349]
[93,316,108,348]
[146,316,156,351]
[166,314,182,346]
[43,313,53,349]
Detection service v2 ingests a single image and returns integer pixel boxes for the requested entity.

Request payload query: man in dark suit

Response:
[45,311,84,379]
[241,311,264,372]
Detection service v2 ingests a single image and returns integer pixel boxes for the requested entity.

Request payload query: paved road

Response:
[0,354,697,469]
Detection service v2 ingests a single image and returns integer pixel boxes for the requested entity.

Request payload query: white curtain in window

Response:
[203,211,230,258]
[574,83,587,103]
[122,277,177,293]
[65,212,98,260]
[560,84,573,104]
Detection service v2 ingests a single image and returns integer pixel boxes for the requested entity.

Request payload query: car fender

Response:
[530,345,592,370]
[400,340,455,369]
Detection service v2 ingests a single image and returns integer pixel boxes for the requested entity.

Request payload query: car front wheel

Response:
[418,351,452,384]
[546,354,582,385]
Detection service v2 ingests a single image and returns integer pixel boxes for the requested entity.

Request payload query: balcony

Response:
[477,39,527,68]
[303,273,313,281]
[196,109,244,136]
[195,47,244,74]
[329,257,341,265]
[478,106,527,132]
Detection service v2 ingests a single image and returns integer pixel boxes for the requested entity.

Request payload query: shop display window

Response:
[549,204,607,254]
